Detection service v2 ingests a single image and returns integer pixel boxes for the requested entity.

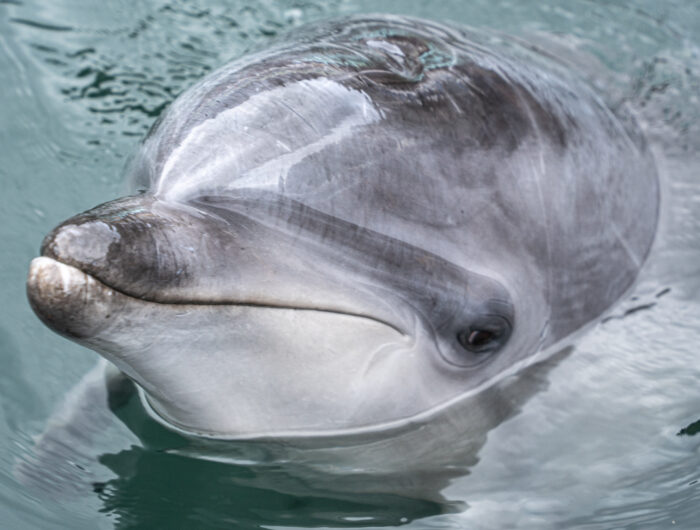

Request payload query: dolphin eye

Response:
[457,327,500,353]
[460,329,495,349]
[454,314,512,361]
[438,296,514,368]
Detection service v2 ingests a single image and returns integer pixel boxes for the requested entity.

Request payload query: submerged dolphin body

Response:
[27,15,658,440]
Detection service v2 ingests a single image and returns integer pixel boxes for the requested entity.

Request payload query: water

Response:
[1,0,699,528]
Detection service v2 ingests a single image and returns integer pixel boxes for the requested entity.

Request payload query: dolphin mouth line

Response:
[32,256,406,335]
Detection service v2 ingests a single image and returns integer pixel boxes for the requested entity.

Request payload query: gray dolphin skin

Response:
[26,15,659,440]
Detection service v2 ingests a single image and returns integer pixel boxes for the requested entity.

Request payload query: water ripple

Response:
[8,0,344,141]
[2,1,700,529]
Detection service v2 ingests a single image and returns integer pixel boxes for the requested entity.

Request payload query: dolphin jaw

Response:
[27,256,407,340]
[27,256,418,436]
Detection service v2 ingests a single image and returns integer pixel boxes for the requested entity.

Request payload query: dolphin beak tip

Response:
[27,257,106,340]
[28,256,86,300]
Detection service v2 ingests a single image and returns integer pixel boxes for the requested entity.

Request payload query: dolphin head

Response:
[26,190,529,438]
[26,15,658,440]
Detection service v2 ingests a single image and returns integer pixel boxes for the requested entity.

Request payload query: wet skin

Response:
[27,15,658,439]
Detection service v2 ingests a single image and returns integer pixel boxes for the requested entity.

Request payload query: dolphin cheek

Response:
[99,306,419,436]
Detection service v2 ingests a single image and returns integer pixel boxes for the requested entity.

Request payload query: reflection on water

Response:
[13,335,568,528]
[96,438,448,528]
[103,383,450,528]
[1,0,700,528]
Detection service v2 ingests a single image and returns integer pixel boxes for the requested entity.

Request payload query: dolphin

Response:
[26,15,659,442]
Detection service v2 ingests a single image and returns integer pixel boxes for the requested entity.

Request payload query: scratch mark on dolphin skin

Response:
[610,220,642,270]
[514,85,553,327]
[276,99,320,135]
[102,208,147,222]
[443,91,464,114]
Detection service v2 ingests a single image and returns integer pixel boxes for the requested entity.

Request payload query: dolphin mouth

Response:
[27,256,405,338]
